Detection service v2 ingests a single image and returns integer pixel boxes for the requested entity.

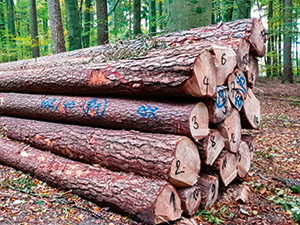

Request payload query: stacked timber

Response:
[0,18,266,224]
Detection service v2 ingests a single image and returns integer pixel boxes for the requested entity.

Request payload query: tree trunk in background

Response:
[83,0,92,47]
[65,0,82,50]
[149,0,156,33]
[165,0,212,32]
[283,0,293,83]
[128,0,132,36]
[47,0,66,54]
[296,37,299,76]
[277,0,284,77]
[158,0,163,30]
[133,0,141,35]
[235,0,251,19]
[0,0,6,47]
[6,0,16,60]
[96,0,108,45]
[223,0,234,22]
[266,0,273,77]
[30,0,40,58]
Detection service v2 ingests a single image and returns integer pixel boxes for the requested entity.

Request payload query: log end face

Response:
[236,141,251,178]
[219,152,238,186]
[178,186,201,217]
[242,89,261,129]
[169,137,201,188]
[249,18,268,57]
[193,50,217,98]
[189,102,210,141]
[205,130,225,166]
[199,174,219,208]
[154,185,182,224]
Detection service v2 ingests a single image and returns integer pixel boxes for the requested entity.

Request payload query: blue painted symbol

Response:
[137,105,159,121]
[216,87,227,109]
[83,99,107,119]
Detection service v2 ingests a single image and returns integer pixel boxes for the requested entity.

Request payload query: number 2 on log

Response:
[175,160,185,175]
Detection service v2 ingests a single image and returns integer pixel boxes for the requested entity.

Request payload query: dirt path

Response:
[0,77,299,225]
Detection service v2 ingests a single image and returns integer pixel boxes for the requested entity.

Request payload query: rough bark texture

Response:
[206,86,232,124]
[218,109,241,153]
[228,70,248,111]
[198,129,225,166]
[177,185,201,216]
[0,42,217,98]
[0,138,182,224]
[96,0,108,45]
[0,116,201,188]
[29,0,40,58]
[0,93,209,141]
[211,151,237,186]
[240,88,261,129]
[198,174,219,208]
[47,0,66,53]
[236,141,251,178]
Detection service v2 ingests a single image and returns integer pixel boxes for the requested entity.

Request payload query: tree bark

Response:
[0,138,182,224]
[149,0,156,33]
[211,150,237,186]
[0,42,218,98]
[177,185,201,216]
[47,0,66,54]
[228,70,248,111]
[133,0,141,35]
[240,88,261,129]
[266,0,273,77]
[96,0,108,45]
[165,0,212,32]
[0,93,209,141]
[65,0,82,50]
[83,0,92,48]
[198,174,219,208]
[0,116,201,188]
[283,0,293,83]
[197,129,225,166]
[236,141,251,178]
[30,0,40,58]
[218,109,241,153]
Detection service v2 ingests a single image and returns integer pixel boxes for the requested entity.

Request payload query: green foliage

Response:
[196,209,224,224]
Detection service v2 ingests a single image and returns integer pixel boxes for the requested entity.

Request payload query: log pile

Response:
[0,18,266,224]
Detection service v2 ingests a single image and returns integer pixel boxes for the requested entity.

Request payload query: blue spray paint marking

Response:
[83,99,107,119]
[234,92,243,109]
[216,87,228,109]
[236,73,247,94]
[41,97,57,109]
[137,105,159,121]
[41,97,75,111]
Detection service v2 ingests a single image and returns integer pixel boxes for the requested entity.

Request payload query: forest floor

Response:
[0,77,299,225]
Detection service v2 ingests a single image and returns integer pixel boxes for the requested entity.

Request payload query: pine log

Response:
[206,86,232,124]
[177,186,201,216]
[198,129,225,166]
[0,116,201,188]
[241,134,256,160]
[0,138,182,224]
[0,42,218,98]
[211,151,237,186]
[218,109,241,153]
[235,185,251,203]
[236,141,251,178]
[198,174,219,208]
[247,55,259,88]
[0,93,209,141]
[240,89,261,129]
[228,69,248,111]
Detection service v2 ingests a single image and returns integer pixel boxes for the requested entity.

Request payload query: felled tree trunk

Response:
[241,134,256,160]
[236,141,251,178]
[0,138,182,224]
[197,129,225,166]
[247,55,259,87]
[177,186,201,216]
[0,93,209,141]
[218,109,241,153]
[0,116,201,188]
[198,174,219,208]
[211,151,237,186]
[240,88,261,129]
[0,42,218,98]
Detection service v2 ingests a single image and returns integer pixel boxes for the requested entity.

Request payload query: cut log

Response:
[198,174,219,208]
[241,88,261,129]
[0,93,209,141]
[218,109,241,153]
[0,42,218,98]
[241,134,256,160]
[206,86,232,124]
[198,129,225,166]
[247,55,259,88]
[235,185,251,203]
[236,141,251,178]
[228,70,248,111]
[175,217,198,225]
[0,116,201,188]
[177,186,201,216]
[211,151,237,186]
[0,138,182,224]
